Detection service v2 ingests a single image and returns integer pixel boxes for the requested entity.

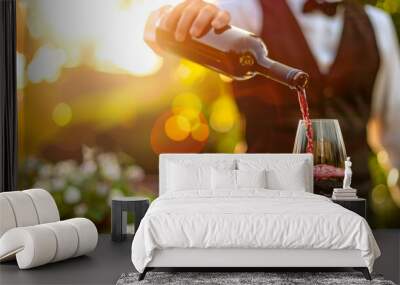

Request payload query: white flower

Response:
[52,178,65,191]
[63,186,81,204]
[96,183,108,196]
[69,172,84,184]
[80,160,97,176]
[98,153,121,180]
[125,165,145,182]
[74,203,88,216]
[38,164,53,178]
[55,160,77,177]
[107,188,124,206]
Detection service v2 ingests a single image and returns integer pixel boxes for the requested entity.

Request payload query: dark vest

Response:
[232,0,380,193]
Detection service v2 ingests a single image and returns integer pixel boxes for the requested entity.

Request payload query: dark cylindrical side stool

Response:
[111,197,149,242]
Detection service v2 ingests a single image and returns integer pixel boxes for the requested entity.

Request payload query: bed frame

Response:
[140,249,370,280]
[138,154,372,281]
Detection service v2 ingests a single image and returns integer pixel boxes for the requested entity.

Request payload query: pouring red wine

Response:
[294,90,346,196]
[296,87,314,154]
[151,21,346,195]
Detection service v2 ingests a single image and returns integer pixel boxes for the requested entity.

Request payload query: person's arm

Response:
[144,0,231,54]
[367,6,400,168]
[144,0,263,54]
[216,0,263,35]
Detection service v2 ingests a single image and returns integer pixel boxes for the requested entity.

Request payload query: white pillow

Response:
[211,169,268,190]
[166,159,235,192]
[266,164,307,191]
[167,159,235,170]
[211,169,236,190]
[167,162,211,191]
[237,169,267,189]
[238,159,308,191]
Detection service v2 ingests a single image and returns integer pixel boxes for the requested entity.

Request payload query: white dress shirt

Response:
[218,0,400,167]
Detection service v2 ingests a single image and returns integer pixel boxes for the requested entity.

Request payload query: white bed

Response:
[131,154,380,281]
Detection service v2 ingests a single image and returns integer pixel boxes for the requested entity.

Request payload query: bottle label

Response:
[239,54,254,66]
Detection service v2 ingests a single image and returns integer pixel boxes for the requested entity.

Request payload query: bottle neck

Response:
[255,56,309,90]
[255,56,274,72]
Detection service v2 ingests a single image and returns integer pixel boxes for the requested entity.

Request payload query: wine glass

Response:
[293,119,347,196]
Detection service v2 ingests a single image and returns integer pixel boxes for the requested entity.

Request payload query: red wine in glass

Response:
[293,118,347,196]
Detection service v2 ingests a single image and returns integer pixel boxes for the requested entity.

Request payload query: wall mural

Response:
[16,0,400,231]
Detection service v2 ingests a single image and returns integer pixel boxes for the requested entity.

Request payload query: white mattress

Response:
[131,190,380,273]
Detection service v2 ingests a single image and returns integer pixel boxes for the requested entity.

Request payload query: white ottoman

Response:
[0,189,98,269]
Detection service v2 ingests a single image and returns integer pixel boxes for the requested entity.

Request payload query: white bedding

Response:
[131,190,380,273]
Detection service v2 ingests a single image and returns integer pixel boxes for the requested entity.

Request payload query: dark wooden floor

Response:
[0,235,134,285]
[373,229,400,284]
[0,230,399,285]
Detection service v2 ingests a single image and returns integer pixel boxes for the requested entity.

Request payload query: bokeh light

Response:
[165,115,191,141]
[376,150,400,208]
[191,123,209,142]
[216,137,237,153]
[28,45,66,83]
[372,184,389,206]
[22,0,182,78]
[172,92,202,127]
[174,60,207,84]
[172,92,202,115]
[387,168,399,187]
[377,0,400,13]
[52,102,72,127]
[151,111,208,154]
[377,150,390,168]
[210,95,239,133]
[234,141,247,153]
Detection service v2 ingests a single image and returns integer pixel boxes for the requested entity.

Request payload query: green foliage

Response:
[364,0,400,39]
[18,146,154,232]
[368,155,400,228]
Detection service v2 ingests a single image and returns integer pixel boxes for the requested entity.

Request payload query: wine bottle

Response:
[155,24,309,89]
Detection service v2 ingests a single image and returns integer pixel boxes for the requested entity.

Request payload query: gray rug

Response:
[116,272,396,285]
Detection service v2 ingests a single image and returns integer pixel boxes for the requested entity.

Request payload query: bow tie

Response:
[302,0,343,17]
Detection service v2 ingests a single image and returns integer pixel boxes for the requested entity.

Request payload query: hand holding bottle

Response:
[143,0,309,89]
[144,0,231,54]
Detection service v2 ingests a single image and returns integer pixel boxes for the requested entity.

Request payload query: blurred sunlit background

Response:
[16,0,400,231]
